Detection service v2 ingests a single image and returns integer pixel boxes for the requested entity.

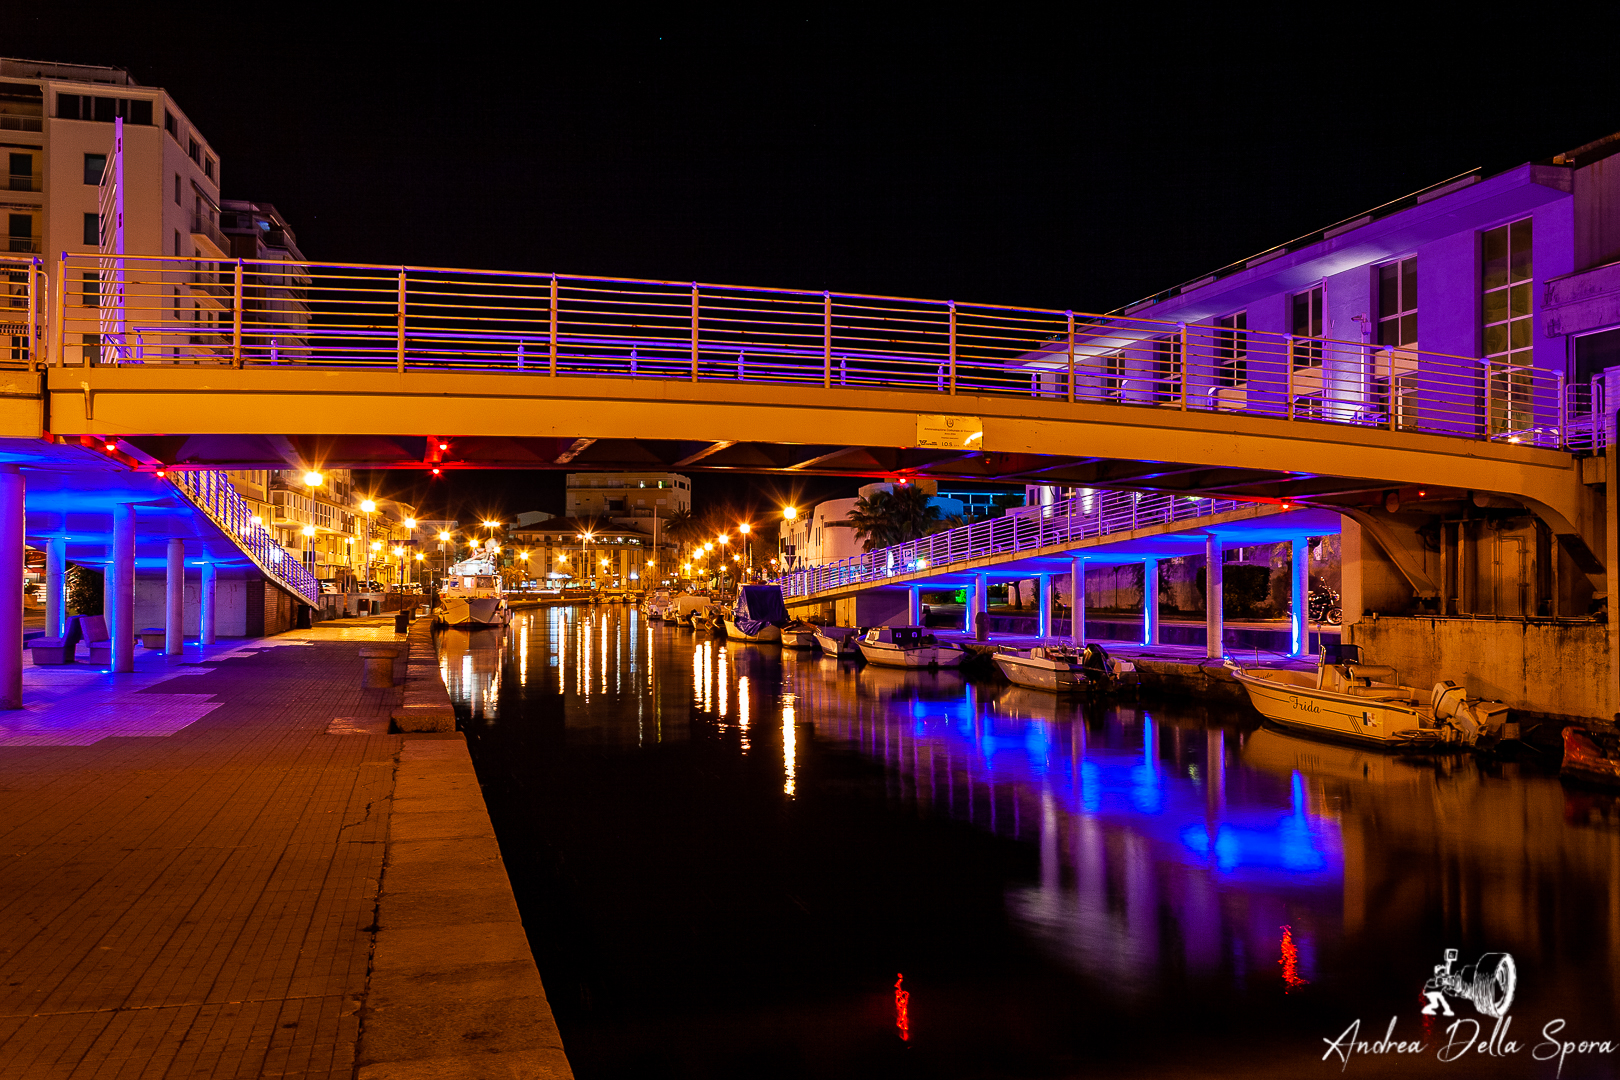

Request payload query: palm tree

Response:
[848,485,941,551]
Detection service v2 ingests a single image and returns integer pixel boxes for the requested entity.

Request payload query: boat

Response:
[1230,643,1509,748]
[780,620,820,650]
[434,556,511,627]
[643,589,675,620]
[1561,726,1620,788]
[722,584,788,643]
[813,625,862,659]
[857,625,968,669]
[994,641,1133,692]
[670,594,713,627]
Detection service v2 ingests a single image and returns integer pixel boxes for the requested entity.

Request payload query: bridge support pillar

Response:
[908,585,921,626]
[973,572,989,641]
[1143,558,1159,646]
[0,466,21,709]
[1205,534,1223,659]
[109,503,135,674]
[1037,574,1052,639]
[200,562,218,644]
[1070,558,1085,645]
[1291,537,1309,657]
[45,536,66,642]
[165,539,185,655]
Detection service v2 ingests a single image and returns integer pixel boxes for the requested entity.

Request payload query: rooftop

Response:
[0,57,140,86]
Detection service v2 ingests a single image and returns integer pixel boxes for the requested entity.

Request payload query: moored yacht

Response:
[857,625,968,669]
[434,556,511,628]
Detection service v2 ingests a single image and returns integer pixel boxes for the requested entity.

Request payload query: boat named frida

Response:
[1231,643,1509,748]
[434,556,511,627]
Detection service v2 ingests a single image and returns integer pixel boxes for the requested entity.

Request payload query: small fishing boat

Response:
[1230,643,1509,748]
[1561,726,1620,788]
[857,625,968,669]
[723,584,789,643]
[994,642,1132,692]
[434,556,511,628]
[780,620,820,650]
[814,625,862,659]
[643,589,674,620]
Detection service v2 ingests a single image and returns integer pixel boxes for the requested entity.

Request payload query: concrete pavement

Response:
[0,624,570,1079]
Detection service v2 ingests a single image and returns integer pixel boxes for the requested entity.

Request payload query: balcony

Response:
[0,113,42,133]
[5,173,40,193]
[5,235,40,254]
[190,213,229,257]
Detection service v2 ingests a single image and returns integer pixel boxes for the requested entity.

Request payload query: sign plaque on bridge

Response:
[915,414,983,449]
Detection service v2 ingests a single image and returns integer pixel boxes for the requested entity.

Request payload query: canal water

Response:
[443,607,1620,1079]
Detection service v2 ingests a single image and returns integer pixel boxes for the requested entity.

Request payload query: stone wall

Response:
[1348,615,1609,722]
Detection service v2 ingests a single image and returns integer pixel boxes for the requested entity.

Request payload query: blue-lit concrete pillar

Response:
[908,585,921,626]
[200,561,217,645]
[1037,574,1052,639]
[0,466,22,709]
[1205,534,1223,659]
[165,538,184,655]
[1291,537,1309,657]
[1142,557,1159,646]
[109,502,135,673]
[1070,558,1085,645]
[45,536,66,642]
[973,571,989,640]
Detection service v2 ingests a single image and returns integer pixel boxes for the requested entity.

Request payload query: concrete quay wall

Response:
[1347,615,1611,725]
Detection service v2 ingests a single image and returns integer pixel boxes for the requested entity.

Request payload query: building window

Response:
[174,173,181,205]
[174,229,183,257]
[1378,258,1417,347]
[83,271,99,307]
[1483,218,1534,435]
[82,332,101,365]
[1214,312,1247,387]
[83,152,106,186]
[165,110,178,138]
[188,138,200,164]
[204,156,215,181]
[83,212,100,248]
[8,153,32,191]
[8,214,33,253]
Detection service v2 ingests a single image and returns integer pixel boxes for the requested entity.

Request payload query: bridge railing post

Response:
[1287,335,1296,421]
[823,292,832,389]
[1178,321,1188,410]
[25,257,38,369]
[1067,310,1076,403]
[51,251,67,368]
[690,283,700,382]
[396,268,407,372]
[232,259,243,368]
[549,275,559,376]
[947,300,957,395]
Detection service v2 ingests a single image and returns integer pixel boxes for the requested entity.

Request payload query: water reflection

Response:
[442,607,1620,1073]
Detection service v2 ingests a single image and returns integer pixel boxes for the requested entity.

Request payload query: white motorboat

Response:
[723,584,789,643]
[643,589,675,620]
[723,618,782,642]
[780,620,820,650]
[1231,643,1509,748]
[434,556,510,628]
[813,625,862,658]
[994,642,1135,693]
[857,625,968,669]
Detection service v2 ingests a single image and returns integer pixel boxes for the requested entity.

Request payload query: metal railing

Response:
[168,469,320,604]
[774,489,1250,599]
[1,250,1595,452]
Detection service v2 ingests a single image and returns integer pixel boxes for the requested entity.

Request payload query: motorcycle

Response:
[1308,584,1343,625]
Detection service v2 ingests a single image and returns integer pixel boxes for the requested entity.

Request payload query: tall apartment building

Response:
[0,57,299,367]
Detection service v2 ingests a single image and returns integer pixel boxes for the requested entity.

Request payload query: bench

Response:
[139,628,167,649]
[75,615,111,666]
[28,618,83,666]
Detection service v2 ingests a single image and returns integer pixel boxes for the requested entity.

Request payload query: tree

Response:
[848,485,941,551]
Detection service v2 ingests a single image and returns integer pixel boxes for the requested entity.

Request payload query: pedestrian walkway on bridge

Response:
[0,624,570,1079]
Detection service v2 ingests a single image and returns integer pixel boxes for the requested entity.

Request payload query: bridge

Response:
[0,251,1614,714]
[777,488,1343,658]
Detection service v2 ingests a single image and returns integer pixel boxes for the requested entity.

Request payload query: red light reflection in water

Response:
[894,972,910,1041]
[1279,925,1308,993]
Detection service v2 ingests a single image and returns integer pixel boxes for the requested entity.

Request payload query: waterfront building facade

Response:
[564,471,690,523]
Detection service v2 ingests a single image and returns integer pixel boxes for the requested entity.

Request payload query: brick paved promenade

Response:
[0,624,570,1079]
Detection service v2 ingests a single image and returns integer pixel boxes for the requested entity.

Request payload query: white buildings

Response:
[565,472,690,523]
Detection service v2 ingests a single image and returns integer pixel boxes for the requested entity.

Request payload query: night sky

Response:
[14,10,1619,524]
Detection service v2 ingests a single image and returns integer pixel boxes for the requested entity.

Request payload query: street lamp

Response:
[303,471,323,488]
[359,499,377,598]
[738,522,752,580]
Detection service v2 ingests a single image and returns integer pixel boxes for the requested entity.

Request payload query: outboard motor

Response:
[1432,680,1510,746]
[1081,642,1112,687]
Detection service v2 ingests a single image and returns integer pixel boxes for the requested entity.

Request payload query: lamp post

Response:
[360,499,376,599]
[437,530,452,596]
[717,532,729,592]
[780,505,798,572]
[738,522,752,582]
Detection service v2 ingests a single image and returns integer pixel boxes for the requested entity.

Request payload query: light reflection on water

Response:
[443,606,1620,1070]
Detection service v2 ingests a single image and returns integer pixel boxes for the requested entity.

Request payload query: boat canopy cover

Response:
[734,585,789,636]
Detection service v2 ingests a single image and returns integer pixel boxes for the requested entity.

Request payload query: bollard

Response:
[974,610,988,642]
[359,645,400,689]
[394,609,409,634]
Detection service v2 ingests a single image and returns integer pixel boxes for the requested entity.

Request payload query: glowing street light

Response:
[301,524,315,537]
[360,499,377,513]
[782,505,797,520]
[303,471,323,487]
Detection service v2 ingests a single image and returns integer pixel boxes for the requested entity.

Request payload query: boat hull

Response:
[437,595,510,628]
[781,630,818,650]
[994,653,1088,692]
[814,630,860,658]
[1232,667,1433,747]
[723,620,781,643]
[858,641,967,668]
[1562,727,1620,788]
